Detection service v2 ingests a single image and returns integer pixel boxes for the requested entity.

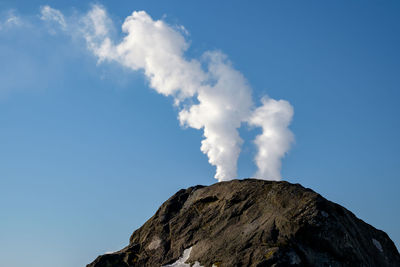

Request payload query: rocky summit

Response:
[87,179,400,266]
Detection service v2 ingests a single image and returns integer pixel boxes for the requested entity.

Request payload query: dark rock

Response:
[87,179,400,266]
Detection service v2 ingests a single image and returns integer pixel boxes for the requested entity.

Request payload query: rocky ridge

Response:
[87,179,400,266]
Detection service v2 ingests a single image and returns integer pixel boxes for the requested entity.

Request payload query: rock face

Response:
[87,179,400,266]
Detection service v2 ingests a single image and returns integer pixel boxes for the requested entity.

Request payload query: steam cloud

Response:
[42,5,294,181]
[0,10,22,30]
[40,5,66,29]
[249,97,294,180]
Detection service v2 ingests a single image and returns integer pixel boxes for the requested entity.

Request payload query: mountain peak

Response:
[87,179,400,266]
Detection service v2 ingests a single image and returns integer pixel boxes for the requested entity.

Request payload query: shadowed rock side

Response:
[87,179,400,267]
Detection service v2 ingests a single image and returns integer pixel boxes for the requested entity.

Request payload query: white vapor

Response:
[6,15,21,26]
[249,97,294,180]
[81,6,253,181]
[41,5,294,181]
[0,10,23,30]
[40,6,67,29]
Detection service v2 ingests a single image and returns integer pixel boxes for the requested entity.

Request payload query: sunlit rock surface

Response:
[87,179,400,266]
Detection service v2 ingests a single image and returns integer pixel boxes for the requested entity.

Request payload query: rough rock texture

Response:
[87,179,400,267]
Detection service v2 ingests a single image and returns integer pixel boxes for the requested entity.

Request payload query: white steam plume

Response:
[249,97,294,180]
[80,6,254,181]
[49,5,294,181]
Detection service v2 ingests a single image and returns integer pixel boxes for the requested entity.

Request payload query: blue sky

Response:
[1,1,399,266]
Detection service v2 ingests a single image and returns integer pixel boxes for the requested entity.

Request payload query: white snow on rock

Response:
[372,238,383,252]
[162,247,203,267]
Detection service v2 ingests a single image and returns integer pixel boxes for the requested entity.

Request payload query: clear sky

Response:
[1,1,399,266]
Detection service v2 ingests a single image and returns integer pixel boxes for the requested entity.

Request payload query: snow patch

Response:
[162,247,203,267]
[372,238,383,253]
